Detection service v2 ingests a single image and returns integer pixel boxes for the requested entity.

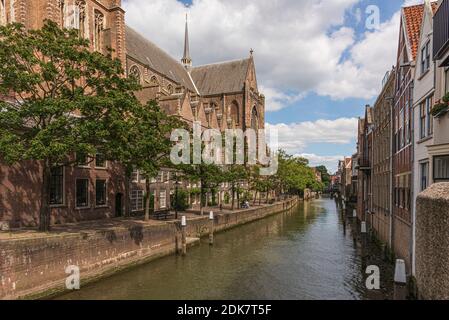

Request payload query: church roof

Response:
[191,59,250,96]
[125,25,197,92]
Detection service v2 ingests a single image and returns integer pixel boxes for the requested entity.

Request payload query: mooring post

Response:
[181,215,187,256]
[361,221,367,250]
[353,209,357,219]
[209,211,214,246]
[394,259,407,300]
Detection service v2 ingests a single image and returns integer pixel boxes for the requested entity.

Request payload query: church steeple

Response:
[181,14,192,69]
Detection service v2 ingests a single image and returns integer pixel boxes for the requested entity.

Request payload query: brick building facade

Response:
[371,68,395,247]
[0,0,266,228]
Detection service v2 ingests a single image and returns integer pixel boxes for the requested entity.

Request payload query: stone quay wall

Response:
[416,183,449,300]
[0,197,298,300]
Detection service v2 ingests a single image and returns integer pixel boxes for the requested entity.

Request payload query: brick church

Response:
[0,0,266,228]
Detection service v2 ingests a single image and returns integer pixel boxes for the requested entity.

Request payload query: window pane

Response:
[445,68,449,93]
[420,162,429,191]
[160,190,167,208]
[76,153,89,166]
[434,155,449,181]
[95,153,106,168]
[50,166,64,205]
[131,190,143,212]
[96,180,106,206]
[76,179,89,208]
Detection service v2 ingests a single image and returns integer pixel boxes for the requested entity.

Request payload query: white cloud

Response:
[122,1,420,110]
[265,117,358,154]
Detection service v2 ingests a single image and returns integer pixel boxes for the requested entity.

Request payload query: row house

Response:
[371,68,395,247]
[356,106,373,223]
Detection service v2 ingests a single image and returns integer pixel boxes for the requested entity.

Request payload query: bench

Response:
[151,209,173,220]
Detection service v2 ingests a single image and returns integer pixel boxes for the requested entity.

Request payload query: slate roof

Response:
[125,25,197,92]
[191,59,250,96]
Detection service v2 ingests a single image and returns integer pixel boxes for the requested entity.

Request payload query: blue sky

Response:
[124,0,418,172]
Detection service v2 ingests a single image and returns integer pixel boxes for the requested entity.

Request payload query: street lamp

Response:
[174,175,181,220]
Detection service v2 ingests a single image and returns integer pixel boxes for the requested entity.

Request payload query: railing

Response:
[358,157,371,169]
[434,0,449,60]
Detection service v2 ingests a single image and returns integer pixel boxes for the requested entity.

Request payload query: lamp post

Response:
[174,175,180,220]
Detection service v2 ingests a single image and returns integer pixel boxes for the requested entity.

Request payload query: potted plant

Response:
[431,93,449,118]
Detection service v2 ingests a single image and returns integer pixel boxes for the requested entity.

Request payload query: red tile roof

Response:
[402,4,425,60]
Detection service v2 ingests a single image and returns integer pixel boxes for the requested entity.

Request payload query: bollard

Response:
[393,259,407,300]
[209,211,214,246]
[181,215,187,256]
[353,209,357,218]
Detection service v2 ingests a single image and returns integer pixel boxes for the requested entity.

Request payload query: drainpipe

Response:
[387,96,394,250]
[410,80,415,277]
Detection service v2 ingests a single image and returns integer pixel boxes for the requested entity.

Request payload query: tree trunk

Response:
[39,159,52,232]
[144,178,151,221]
[253,191,257,204]
[231,185,235,210]
[266,188,269,204]
[200,180,204,216]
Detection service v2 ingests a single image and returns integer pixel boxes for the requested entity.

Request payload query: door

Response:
[115,193,123,217]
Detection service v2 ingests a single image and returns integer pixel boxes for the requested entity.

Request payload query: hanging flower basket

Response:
[431,93,449,118]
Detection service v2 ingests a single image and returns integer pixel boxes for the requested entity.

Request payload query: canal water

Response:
[55,198,393,300]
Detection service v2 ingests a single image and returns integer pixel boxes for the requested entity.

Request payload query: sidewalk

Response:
[0,202,275,241]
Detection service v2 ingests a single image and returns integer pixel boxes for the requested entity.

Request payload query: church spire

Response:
[181,14,192,69]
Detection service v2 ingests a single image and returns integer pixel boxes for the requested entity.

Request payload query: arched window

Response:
[251,106,259,130]
[94,10,105,52]
[129,65,141,83]
[230,101,239,126]
[76,0,86,37]
[150,76,158,85]
[58,0,65,27]
[0,0,6,26]
[167,84,173,94]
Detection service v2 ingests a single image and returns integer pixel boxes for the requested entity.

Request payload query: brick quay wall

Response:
[0,198,298,300]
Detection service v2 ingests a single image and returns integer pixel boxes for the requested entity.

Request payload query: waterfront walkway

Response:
[0,202,277,241]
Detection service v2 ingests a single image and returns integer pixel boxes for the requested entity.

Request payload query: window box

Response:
[432,93,449,118]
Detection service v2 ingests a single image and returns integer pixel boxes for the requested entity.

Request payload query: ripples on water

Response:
[55,198,392,300]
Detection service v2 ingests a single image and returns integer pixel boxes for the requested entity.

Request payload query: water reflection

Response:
[56,198,392,300]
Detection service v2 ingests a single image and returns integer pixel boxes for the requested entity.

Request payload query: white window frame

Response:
[130,190,144,212]
[160,190,167,209]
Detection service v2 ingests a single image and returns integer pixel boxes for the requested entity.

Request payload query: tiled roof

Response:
[191,59,250,96]
[402,4,425,60]
[125,26,197,92]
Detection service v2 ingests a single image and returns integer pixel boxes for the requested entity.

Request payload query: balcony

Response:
[434,0,449,64]
[358,157,371,171]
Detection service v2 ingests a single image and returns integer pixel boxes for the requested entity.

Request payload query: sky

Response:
[122,0,425,173]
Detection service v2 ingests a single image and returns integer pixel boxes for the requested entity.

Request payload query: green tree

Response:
[123,100,184,221]
[315,165,331,188]
[223,165,248,210]
[0,21,143,231]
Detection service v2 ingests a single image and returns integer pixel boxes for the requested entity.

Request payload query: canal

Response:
[55,198,393,300]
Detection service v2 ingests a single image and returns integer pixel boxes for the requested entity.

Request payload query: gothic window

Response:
[76,0,86,38]
[251,106,259,130]
[1,0,7,26]
[129,65,141,83]
[230,101,239,126]
[167,84,173,94]
[150,76,158,85]
[58,0,65,27]
[94,10,105,52]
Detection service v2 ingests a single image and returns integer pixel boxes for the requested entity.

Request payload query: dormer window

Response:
[421,41,431,75]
